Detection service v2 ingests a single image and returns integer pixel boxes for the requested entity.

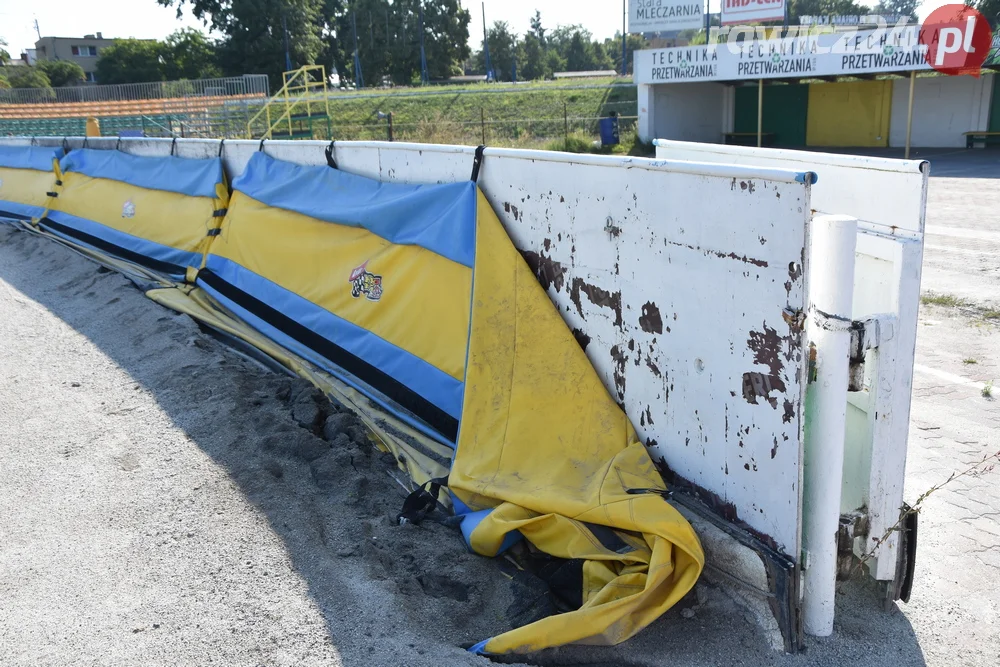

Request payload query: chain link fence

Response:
[0,75,270,106]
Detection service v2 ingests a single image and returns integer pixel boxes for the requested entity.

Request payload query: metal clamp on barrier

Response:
[847,314,896,392]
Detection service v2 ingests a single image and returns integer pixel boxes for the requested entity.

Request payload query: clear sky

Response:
[1,0,946,59]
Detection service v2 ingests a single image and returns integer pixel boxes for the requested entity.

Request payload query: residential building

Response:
[33,33,117,83]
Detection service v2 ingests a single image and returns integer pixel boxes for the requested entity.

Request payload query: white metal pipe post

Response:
[802,214,858,636]
[905,71,916,160]
[757,79,764,147]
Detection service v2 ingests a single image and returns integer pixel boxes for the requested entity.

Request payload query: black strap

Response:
[218,139,225,158]
[39,217,187,276]
[397,476,450,526]
[170,137,178,156]
[46,191,59,198]
[325,141,337,169]
[471,145,486,182]
[207,228,222,237]
[30,137,36,146]
[212,209,228,218]
[197,268,460,442]
[82,137,89,149]
[62,138,70,154]
[258,139,266,153]
[116,137,122,151]
[626,487,673,500]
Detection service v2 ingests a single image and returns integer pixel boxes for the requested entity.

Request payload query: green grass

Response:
[921,293,968,308]
[963,358,978,365]
[253,79,640,148]
[983,381,994,399]
[983,310,1000,320]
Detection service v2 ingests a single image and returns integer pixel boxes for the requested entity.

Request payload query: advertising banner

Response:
[636,26,934,84]
[720,0,786,26]
[629,0,706,33]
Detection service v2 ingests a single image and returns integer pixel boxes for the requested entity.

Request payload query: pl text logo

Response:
[920,4,991,76]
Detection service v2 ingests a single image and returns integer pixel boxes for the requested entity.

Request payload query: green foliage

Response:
[328,0,471,87]
[159,0,327,87]
[873,0,921,21]
[474,21,518,81]
[37,60,85,87]
[976,0,1000,25]
[5,66,52,89]
[0,73,9,90]
[602,33,649,75]
[789,0,870,20]
[164,28,222,80]
[96,39,167,84]
[0,37,10,66]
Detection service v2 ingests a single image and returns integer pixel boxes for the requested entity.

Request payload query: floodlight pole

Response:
[622,0,628,76]
[757,79,763,147]
[905,70,916,159]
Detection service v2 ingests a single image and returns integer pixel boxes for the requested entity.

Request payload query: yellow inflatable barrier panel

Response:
[0,145,63,224]
[189,151,704,655]
[40,148,229,282]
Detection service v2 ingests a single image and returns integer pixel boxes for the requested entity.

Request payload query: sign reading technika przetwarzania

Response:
[629,0,706,33]
[635,26,938,84]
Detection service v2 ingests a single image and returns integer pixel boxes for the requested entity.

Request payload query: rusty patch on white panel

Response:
[520,250,567,294]
[638,301,664,334]
[570,278,623,329]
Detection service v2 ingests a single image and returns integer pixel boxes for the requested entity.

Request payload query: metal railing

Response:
[0,75,270,106]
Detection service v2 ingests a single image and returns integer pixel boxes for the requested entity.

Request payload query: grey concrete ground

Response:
[0,150,998,666]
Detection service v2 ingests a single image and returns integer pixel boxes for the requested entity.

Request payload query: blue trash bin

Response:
[599,116,620,146]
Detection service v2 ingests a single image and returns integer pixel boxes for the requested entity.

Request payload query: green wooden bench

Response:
[724,132,776,147]
[964,131,1000,149]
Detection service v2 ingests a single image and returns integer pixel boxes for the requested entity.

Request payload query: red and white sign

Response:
[920,4,991,76]
[721,0,786,26]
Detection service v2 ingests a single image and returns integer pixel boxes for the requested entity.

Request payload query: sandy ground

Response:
[0,150,998,667]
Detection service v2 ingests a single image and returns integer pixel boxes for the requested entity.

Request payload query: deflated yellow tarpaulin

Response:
[456,190,703,653]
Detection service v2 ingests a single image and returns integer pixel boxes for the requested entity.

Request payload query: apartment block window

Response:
[72,46,98,56]
[85,72,97,82]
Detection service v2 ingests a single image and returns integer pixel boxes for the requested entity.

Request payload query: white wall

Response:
[645,82,731,144]
[889,74,994,148]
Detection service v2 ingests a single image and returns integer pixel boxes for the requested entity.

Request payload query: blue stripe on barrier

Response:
[204,255,466,421]
[44,210,202,274]
[0,146,63,171]
[0,200,45,221]
[60,149,224,199]
[197,277,458,448]
[233,153,478,268]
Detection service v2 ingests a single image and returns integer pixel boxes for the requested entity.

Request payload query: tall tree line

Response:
[157,0,471,86]
[473,12,648,82]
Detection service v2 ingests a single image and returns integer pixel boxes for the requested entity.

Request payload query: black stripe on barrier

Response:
[198,267,460,443]
[38,217,187,277]
[0,210,32,221]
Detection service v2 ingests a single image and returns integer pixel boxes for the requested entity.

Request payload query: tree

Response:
[37,60,85,87]
[529,10,546,45]
[519,33,549,80]
[789,0,869,22]
[163,28,221,79]
[159,0,327,87]
[5,67,52,89]
[0,37,10,66]
[324,0,470,87]
[873,0,920,21]
[96,39,166,84]
[975,0,1000,25]
[602,33,648,75]
[473,21,518,81]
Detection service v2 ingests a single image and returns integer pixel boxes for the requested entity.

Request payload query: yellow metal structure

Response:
[246,66,332,140]
[806,80,892,148]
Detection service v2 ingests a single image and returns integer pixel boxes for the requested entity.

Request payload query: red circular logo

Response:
[920,4,992,77]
